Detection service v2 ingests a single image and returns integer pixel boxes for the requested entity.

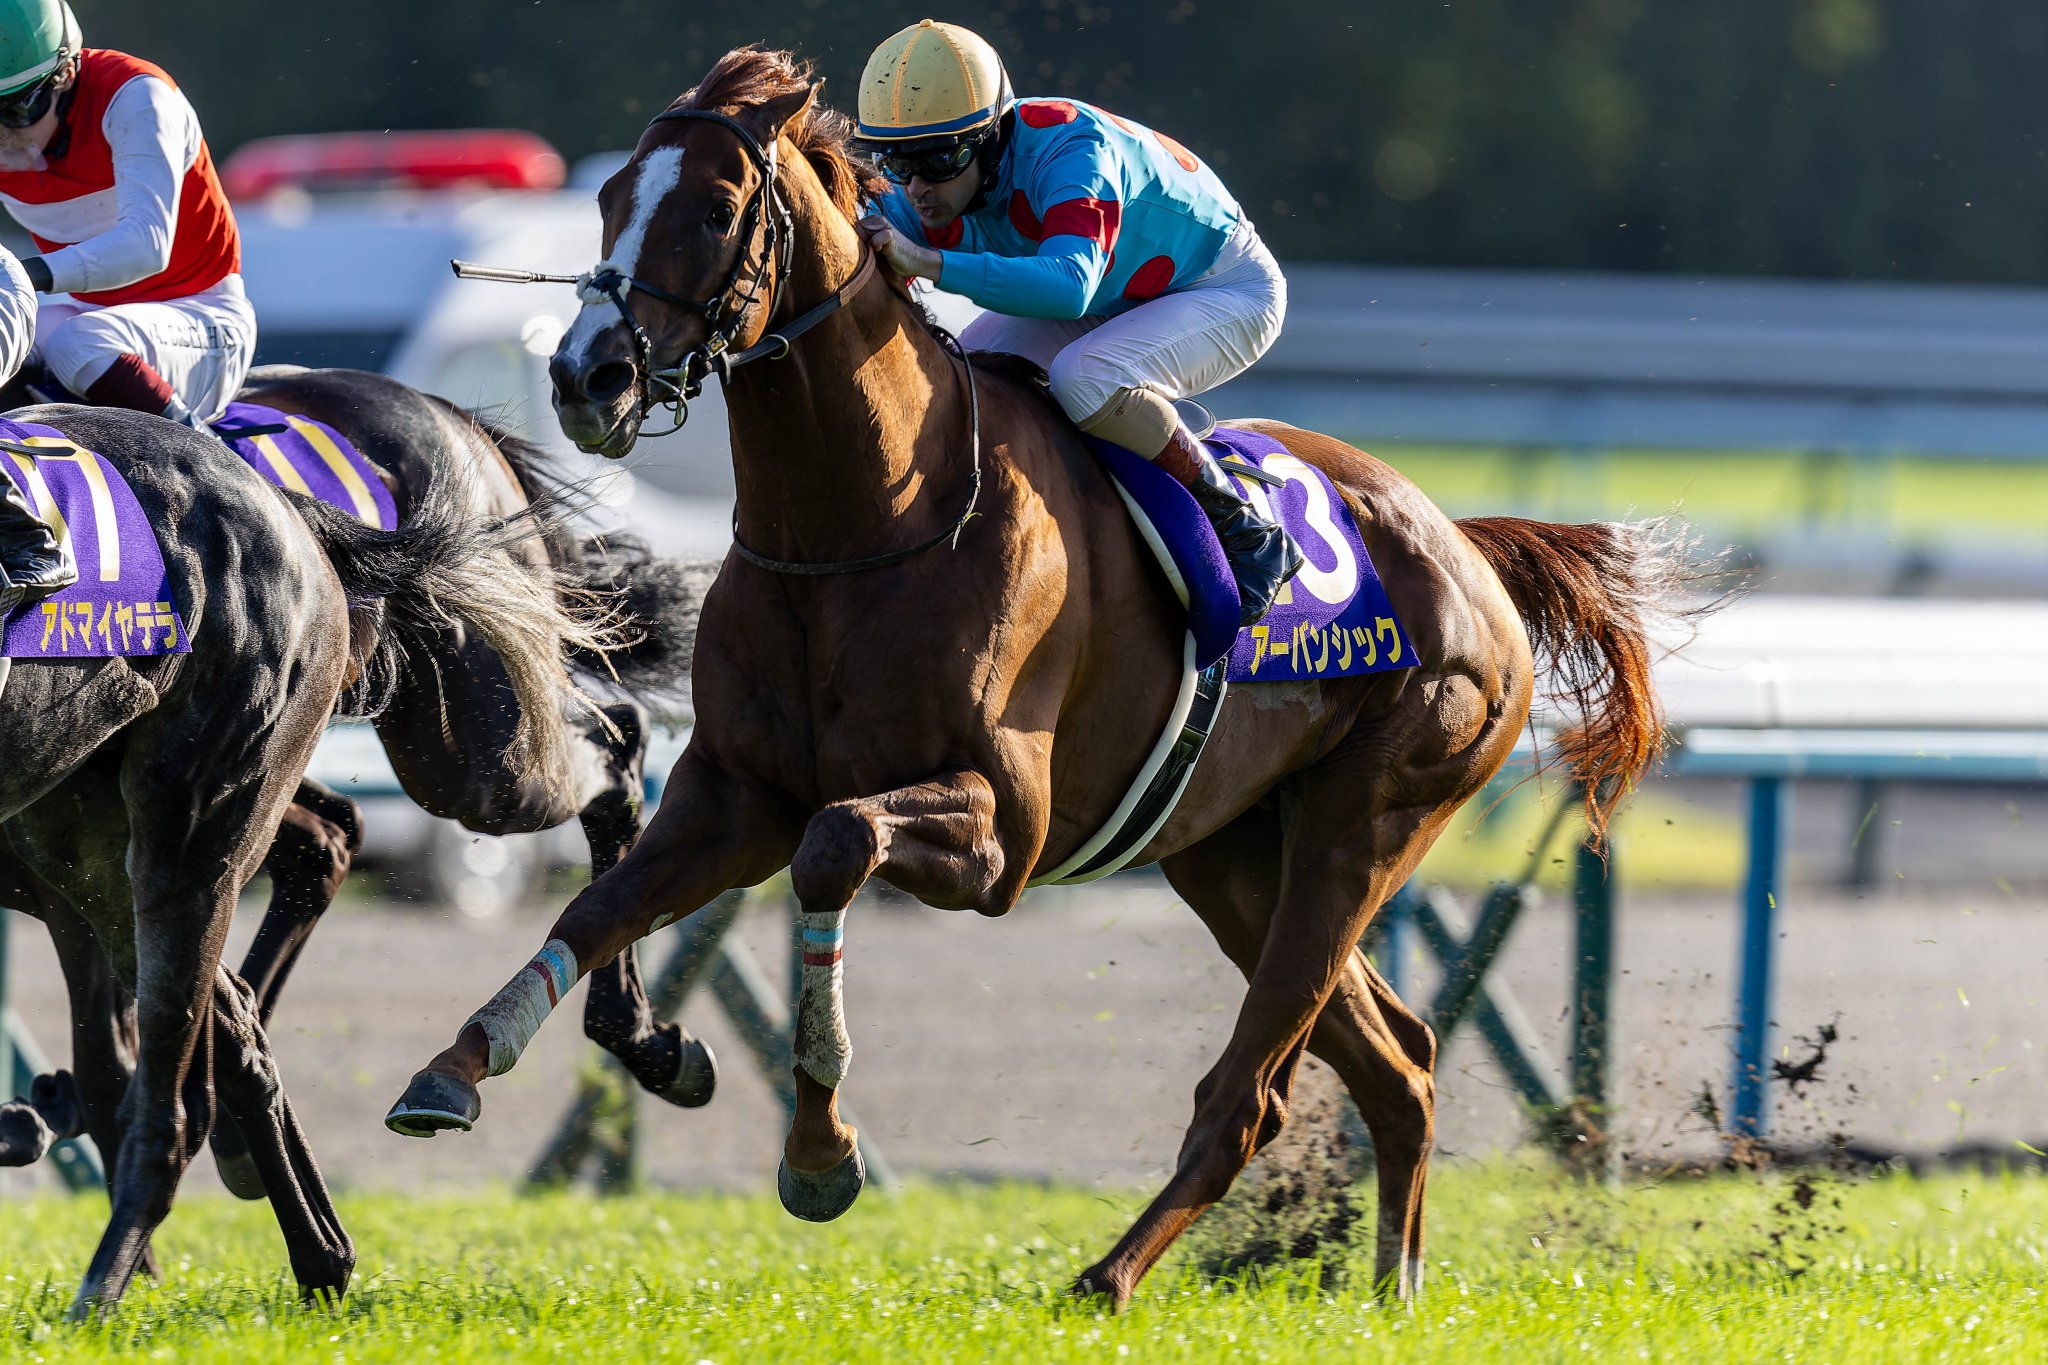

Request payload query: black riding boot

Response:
[1165,426,1304,627]
[0,474,76,616]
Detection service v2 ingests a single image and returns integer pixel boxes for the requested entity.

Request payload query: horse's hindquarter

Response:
[1133,422,1536,865]
[0,410,353,836]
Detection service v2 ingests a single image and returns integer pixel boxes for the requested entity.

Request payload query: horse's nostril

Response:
[547,352,586,402]
[585,362,635,404]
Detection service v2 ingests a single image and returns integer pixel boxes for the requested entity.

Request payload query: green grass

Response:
[1417,772,1745,892]
[1359,442,2048,541]
[5,1162,2047,1361]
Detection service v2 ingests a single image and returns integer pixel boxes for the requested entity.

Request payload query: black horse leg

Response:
[27,894,171,1279]
[237,781,363,1022]
[0,889,95,1168]
[57,690,332,1318]
[207,967,353,1300]
[210,783,362,1199]
[577,702,716,1108]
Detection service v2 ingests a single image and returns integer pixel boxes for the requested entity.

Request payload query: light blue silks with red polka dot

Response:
[875,97,1242,320]
[1091,425,1415,683]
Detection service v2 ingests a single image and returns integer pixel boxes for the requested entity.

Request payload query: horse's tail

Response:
[288,453,632,797]
[558,533,715,698]
[456,412,711,700]
[1456,515,1711,839]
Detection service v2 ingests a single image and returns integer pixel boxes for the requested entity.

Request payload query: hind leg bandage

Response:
[467,938,578,1076]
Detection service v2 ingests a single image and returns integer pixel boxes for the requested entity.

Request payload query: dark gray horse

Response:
[235,369,719,1118]
[0,369,719,1203]
[0,399,604,1316]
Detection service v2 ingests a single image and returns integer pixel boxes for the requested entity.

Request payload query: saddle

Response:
[3,359,397,534]
[1029,405,1418,886]
[212,402,397,531]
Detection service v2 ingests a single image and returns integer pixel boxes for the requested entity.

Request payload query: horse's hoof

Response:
[296,1253,355,1306]
[214,1147,267,1199]
[0,1101,55,1167]
[655,1036,717,1109]
[210,1118,267,1200]
[1072,1264,1132,1312]
[384,1069,480,1138]
[778,1146,865,1222]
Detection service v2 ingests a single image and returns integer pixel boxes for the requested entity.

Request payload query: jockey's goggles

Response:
[0,71,58,129]
[873,138,981,186]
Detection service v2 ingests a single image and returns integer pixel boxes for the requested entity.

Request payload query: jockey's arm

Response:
[0,250,34,381]
[33,76,200,296]
[935,224,1105,320]
[937,134,1122,320]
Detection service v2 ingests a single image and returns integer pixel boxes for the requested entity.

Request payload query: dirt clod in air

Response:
[1772,1016,1840,1094]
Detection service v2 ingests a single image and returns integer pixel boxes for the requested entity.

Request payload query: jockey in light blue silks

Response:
[855,20,1303,626]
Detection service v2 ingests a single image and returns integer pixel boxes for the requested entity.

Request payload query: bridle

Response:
[451,101,983,576]
[583,107,811,438]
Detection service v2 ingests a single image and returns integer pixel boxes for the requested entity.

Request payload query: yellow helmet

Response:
[855,19,1012,146]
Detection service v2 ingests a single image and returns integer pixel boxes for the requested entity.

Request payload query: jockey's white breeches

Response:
[956,220,1286,427]
[34,273,258,421]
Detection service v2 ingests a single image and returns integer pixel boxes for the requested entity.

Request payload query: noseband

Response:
[579,107,800,436]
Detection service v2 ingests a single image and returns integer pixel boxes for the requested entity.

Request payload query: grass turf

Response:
[1361,443,2048,543]
[3,1162,2044,1361]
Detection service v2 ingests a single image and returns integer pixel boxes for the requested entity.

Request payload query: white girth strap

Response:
[1027,634,1203,886]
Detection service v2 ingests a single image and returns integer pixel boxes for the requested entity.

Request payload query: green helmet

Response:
[0,0,78,97]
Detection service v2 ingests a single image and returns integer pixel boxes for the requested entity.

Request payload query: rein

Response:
[451,101,986,578]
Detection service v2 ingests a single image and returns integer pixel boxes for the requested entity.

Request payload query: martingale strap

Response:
[729,317,983,577]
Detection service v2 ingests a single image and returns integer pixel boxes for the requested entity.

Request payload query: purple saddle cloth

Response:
[1088,425,1416,681]
[0,417,190,658]
[213,401,397,531]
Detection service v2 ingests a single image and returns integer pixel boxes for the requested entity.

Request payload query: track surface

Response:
[6,872,2044,1194]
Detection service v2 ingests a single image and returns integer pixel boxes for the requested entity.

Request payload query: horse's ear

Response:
[748,82,817,144]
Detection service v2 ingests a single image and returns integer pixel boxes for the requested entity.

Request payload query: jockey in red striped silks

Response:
[0,2,252,439]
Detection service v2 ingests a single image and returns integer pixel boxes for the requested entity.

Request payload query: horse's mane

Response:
[673,47,957,349]
[675,46,888,228]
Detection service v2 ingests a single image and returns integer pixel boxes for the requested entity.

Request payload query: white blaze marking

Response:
[560,145,687,367]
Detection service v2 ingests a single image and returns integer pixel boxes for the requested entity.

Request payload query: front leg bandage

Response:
[793,911,851,1088]
[467,938,578,1077]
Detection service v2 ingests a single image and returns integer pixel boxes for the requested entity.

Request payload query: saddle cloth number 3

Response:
[1231,454,1359,607]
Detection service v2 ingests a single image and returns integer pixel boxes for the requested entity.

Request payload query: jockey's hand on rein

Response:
[858,215,936,282]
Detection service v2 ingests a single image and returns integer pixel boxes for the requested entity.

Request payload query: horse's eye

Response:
[707,204,737,234]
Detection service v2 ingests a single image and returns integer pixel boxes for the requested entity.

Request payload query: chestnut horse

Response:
[390,48,1690,1306]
